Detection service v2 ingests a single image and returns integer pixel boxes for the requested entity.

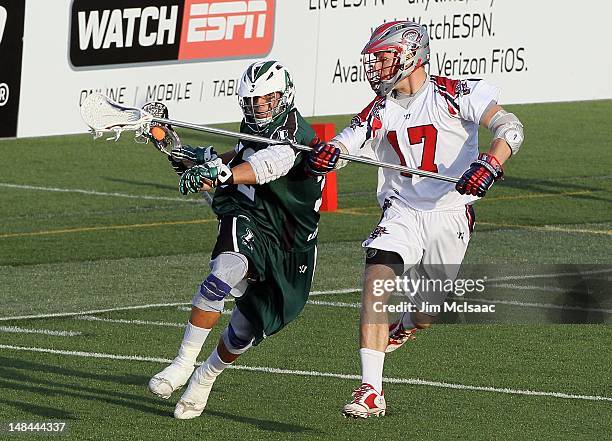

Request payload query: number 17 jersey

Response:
[334,75,500,211]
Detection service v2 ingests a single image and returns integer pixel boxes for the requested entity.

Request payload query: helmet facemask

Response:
[240,91,286,130]
[363,50,403,96]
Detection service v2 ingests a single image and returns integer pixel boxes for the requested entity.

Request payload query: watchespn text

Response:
[70,0,275,68]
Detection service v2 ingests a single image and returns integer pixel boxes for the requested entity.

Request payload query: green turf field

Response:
[0,100,610,440]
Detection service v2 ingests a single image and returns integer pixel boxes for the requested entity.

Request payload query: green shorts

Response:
[212,214,317,344]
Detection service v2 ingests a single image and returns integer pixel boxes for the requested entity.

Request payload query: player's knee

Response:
[222,308,255,355]
[193,252,249,312]
[209,252,249,287]
[192,274,229,312]
[222,324,254,355]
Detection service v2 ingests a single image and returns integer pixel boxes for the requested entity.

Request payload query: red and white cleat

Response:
[342,383,386,418]
[386,321,417,353]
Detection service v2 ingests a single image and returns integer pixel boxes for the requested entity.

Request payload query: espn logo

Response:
[180,0,271,59]
[69,0,275,68]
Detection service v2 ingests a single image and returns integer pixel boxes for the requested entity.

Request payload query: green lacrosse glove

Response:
[178,159,233,195]
[171,145,218,165]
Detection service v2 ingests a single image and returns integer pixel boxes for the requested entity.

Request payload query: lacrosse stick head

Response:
[134,101,182,156]
[80,93,153,141]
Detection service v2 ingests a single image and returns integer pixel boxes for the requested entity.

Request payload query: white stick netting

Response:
[80,93,152,140]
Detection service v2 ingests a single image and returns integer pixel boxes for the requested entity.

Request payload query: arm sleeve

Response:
[457,79,501,124]
[333,97,385,157]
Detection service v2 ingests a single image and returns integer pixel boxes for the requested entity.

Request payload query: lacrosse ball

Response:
[151,126,166,141]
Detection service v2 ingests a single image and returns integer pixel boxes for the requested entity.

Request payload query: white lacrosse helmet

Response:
[238,60,296,131]
[361,21,430,97]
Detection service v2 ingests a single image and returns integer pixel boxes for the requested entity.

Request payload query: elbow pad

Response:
[246,144,297,184]
[488,110,524,155]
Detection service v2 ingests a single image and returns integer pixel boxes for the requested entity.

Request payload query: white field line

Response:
[176,306,192,312]
[0,344,609,403]
[76,310,231,327]
[177,306,232,312]
[76,316,185,327]
[0,302,188,322]
[0,183,195,204]
[485,268,612,283]
[310,288,360,295]
[307,300,361,308]
[0,326,81,337]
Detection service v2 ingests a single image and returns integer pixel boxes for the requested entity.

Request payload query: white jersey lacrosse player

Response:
[306,20,524,418]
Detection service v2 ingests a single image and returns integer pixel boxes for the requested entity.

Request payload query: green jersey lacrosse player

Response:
[148,60,324,419]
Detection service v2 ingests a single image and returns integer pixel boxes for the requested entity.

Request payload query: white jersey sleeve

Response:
[456,79,500,124]
[333,96,386,158]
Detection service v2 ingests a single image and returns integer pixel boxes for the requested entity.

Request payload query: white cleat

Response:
[342,383,386,419]
[148,361,194,399]
[173,370,215,420]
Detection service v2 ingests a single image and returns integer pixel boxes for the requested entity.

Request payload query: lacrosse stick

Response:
[81,94,213,204]
[80,93,460,184]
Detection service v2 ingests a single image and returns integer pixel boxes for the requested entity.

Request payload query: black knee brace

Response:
[364,248,404,276]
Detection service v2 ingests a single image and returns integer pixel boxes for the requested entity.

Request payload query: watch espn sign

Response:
[69,0,274,68]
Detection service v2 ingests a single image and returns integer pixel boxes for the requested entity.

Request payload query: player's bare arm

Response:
[456,103,524,197]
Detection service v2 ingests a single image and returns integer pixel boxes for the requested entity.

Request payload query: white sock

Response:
[360,348,385,393]
[401,311,415,329]
[197,348,231,381]
[174,322,210,368]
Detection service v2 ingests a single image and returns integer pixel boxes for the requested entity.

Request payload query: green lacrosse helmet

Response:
[238,60,295,132]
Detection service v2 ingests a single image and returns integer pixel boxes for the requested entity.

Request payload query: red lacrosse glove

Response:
[455,153,504,197]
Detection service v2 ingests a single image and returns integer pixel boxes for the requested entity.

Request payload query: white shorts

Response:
[362,197,476,315]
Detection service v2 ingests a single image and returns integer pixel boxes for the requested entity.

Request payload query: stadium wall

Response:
[0,0,611,138]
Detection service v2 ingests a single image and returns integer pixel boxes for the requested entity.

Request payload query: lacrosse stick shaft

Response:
[154,117,460,184]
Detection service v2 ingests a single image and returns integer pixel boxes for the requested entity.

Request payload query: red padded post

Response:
[311,123,337,212]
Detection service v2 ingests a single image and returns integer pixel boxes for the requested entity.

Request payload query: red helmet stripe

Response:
[371,21,404,39]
